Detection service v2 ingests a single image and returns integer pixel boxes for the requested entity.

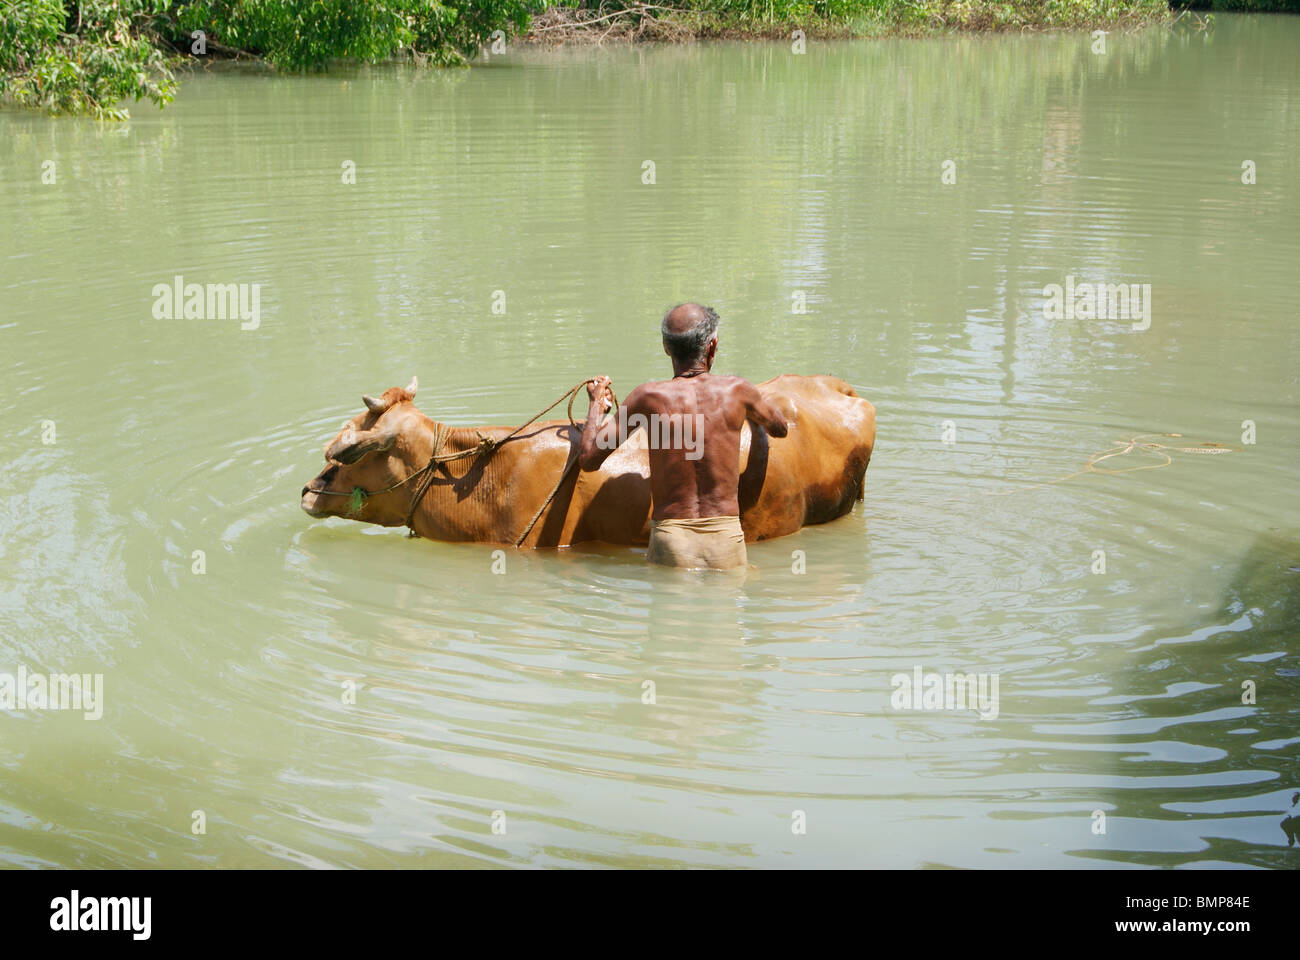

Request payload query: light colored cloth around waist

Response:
[647,515,747,570]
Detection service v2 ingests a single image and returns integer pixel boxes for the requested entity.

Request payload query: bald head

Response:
[661,303,720,365]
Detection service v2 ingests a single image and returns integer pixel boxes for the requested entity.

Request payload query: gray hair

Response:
[661,304,720,363]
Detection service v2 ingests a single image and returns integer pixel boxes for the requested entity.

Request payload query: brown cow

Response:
[300,374,875,548]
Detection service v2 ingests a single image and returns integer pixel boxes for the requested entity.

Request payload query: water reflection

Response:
[0,15,1297,868]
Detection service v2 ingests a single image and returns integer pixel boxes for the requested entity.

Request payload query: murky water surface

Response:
[1,15,1298,867]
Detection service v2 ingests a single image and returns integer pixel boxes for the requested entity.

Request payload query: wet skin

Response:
[578,346,789,521]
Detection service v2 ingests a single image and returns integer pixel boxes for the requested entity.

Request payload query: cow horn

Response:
[363,394,389,414]
[405,376,418,398]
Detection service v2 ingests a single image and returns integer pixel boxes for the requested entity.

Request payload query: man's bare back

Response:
[583,373,787,520]
[576,304,788,568]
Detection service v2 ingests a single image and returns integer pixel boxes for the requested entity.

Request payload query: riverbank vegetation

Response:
[1,0,1290,119]
[528,0,1174,43]
[1177,0,1298,8]
[0,0,539,118]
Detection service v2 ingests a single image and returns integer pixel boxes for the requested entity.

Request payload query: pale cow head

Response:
[300,376,427,526]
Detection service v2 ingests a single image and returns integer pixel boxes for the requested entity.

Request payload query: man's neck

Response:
[672,363,710,379]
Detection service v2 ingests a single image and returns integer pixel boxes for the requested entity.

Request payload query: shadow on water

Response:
[1225,529,1300,860]
[1075,528,1300,868]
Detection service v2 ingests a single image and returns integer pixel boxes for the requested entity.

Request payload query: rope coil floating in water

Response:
[987,433,1239,497]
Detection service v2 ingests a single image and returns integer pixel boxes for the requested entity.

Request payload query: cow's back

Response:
[738,375,876,540]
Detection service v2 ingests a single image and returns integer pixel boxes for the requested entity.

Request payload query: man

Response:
[578,303,789,570]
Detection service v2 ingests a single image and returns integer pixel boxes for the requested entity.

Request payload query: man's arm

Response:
[578,378,647,471]
[738,381,790,438]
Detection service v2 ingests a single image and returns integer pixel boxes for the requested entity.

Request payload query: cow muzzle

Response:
[300,485,329,517]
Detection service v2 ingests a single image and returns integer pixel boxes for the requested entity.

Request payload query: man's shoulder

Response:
[627,379,671,400]
[711,374,760,396]
[631,374,756,398]
[623,380,673,411]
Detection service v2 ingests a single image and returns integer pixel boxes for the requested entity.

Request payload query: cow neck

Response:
[403,416,502,539]
[402,379,613,542]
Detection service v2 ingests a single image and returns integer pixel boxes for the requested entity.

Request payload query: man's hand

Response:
[587,376,614,414]
[579,381,648,472]
[739,381,790,438]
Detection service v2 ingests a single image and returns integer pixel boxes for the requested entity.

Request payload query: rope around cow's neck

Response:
[324,378,618,545]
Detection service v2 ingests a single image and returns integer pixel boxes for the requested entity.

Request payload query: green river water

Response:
[1,14,1298,868]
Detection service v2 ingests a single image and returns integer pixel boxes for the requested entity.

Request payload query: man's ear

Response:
[706,337,718,367]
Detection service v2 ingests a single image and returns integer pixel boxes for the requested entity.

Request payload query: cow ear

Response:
[326,421,399,464]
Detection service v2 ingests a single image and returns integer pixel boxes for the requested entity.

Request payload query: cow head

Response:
[300,376,425,526]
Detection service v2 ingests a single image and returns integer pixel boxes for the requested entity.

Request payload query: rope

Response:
[509,379,618,547]
[982,433,1238,498]
[513,444,582,548]
[402,422,451,534]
